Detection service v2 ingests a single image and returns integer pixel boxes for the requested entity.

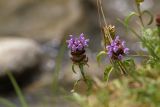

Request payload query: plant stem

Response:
[118,61,127,75]
[52,34,66,93]
[98,0,106,25]
[136,3,144,27]
[79,64,87,82]
[128,54,149,58]
[97,0,106,50]
[112,61,121,77]
[71,79,81,92]
[97,0,112,50]
[157,26,160,39]
[79,64,92,94]
[6,71,28,107]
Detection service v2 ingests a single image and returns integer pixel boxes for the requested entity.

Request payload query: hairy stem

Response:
[118,61,127,75]
[79,64,92,94]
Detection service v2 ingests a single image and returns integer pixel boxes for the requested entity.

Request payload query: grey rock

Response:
[0,0,82,42]
[0,38,42,93]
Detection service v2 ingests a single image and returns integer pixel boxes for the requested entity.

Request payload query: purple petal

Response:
[111,41,115,46]
[122,41,126,47]
[107,51,113,58]
[85,39,89,43]
[124,48,129,54]
[113,46,119,52]
[106,45,111,50]
[77,44,83,50]
[118,54,123,60]
[115,36,120,41]
[72,45,77,52]
[84,42,88,46]
[79,33,85,41]
[80,33,84,38]
[67,44,71,48]
[67,33,89,52]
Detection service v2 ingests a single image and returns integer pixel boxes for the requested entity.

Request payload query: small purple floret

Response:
[66,33,89,52]
[106,36,129,60]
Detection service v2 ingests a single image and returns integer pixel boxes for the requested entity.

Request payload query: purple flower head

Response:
[66,33,89,64]
[66,33,89,52]
[106,36,129,60]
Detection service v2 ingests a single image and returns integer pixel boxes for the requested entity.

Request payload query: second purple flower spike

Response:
[106,36,129,60]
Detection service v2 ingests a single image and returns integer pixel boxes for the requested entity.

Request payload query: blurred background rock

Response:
[0,0,159,107]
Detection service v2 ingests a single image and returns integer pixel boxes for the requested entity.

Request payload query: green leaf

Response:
[155,46,160,55]
[117,18,142,39]
[144,28,152,37]
[126,58,135,66]
[142,10,154,25]
[152,28,159,37]
[124,12,138,27]
[0,97,17,107]
[72,64,76,74]
[71,79,81,93]
[6,71,28,107]
[96,51,106,65]
[123,58,136,72]
[104,65,113,82]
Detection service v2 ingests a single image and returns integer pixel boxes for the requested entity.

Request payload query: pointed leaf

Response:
[96,51,106,65]
[72,64,76,74]
[6,71,28,107]
[71,79,81,93]
[104,65,113,82]
[0,97,16,107]
[142,10,153,25]
[124,12,138,27]
[123,58,136,72]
